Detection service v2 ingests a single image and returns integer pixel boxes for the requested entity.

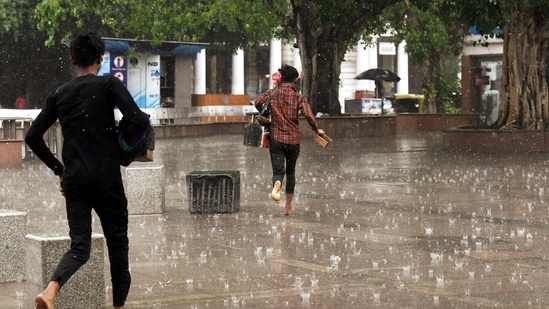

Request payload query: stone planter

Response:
[443,126,549,153]
[192,94,250,106]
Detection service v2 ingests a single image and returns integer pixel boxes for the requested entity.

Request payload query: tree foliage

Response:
[284,1,401,114]
[383,0,549,129]
[458,0,549,129]
[0,0,76,108]
[0,0,26,34]
[382,0,469,113]
[34,0,278,50]
[32,0,401,114]
[7,0,549,127]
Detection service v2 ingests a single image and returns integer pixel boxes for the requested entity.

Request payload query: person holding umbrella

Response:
[375,80,385,98]
[355,68,400,98]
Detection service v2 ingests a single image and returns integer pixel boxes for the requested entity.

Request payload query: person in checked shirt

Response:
[254,64,324,216]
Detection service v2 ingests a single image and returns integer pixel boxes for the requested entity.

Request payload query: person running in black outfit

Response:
[25,32,150,309]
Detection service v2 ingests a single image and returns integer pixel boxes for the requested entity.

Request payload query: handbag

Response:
[117,114,155,166]
[243,121,263,147]
[261,128,270,148]
[256,90,275,126]
[243,113,272,148]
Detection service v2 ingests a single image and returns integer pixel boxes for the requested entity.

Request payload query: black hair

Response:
[70,32,105,67]
[279,64,299,83]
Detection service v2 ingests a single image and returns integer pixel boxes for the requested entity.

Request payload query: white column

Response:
[397,42,409,94]
[293,43,302,73]
[194,49,206,94]
[231,48,245,94]
[355,39,368,91]
[356,37,378,92]
[270,38,282,87]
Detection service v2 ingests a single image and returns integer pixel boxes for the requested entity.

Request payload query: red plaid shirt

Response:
[255,83,319,145]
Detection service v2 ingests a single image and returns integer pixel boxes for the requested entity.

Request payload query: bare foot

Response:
[271,181,281,204]
[35,294,54,309]
[284,204,294,216]
[35,281,59,309]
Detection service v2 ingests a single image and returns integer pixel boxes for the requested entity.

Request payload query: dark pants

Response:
[52,183,131,307]
[269,139,300,194]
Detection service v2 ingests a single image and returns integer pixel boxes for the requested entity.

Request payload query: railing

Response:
[0,109,59,159]
[0,106,255,159]
[0,106,255,128]
[114,106,256,125]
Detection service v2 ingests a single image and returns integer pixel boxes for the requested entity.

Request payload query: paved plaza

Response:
[2,132,549,308]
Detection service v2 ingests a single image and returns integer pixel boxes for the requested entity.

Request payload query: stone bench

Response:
[186,171,240,213]
[124,165,165,215]
[0,209,26,283]
[26,233,105,309]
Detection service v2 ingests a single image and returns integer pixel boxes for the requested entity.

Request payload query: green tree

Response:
[275,1,401,115]
[0,0,108,108]
[0,0,25,33]
[382,0,468,113]
[458,0,549,129]
[33,0,402,115]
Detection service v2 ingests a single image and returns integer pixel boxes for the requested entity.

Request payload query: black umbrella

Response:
[355,68,401,82]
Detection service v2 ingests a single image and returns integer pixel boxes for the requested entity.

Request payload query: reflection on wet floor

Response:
[2,132,549,308]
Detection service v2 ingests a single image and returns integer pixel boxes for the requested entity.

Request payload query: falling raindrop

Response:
[372,292,381,304]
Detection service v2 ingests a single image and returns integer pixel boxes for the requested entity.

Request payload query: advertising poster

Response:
[111,53,127,86]
[127,55,146,108]
[97,51,160,108]
[98,52,111,76]
[361,98,383,114]
[146,55,161,108]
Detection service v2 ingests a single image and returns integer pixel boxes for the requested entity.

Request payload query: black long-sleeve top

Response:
[25,74,150,189]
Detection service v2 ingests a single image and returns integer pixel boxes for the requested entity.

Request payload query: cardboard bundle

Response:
[134,148,154,162]
[314,133,332,147]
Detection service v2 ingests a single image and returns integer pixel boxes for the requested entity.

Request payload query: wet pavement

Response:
[2,132,549,308]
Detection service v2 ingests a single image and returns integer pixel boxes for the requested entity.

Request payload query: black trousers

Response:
[52,182,131,307]
[269,139,300,194]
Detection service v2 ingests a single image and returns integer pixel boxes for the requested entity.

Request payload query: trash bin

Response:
[160,97,175,108]
[160,97,175,124]
[186,171,240,213]
[344,99,362,114]
[394,94,424,113]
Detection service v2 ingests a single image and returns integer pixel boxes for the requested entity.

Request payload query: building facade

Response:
[101,34,503,119]
[461,35,503,125]
[100,38,207,110]
[205,36,420,114]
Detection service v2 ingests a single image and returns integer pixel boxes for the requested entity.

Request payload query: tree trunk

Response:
[422,52,447,114]
[497,9,549,129]
[293,3,345,116]
[294,1,317,112]
[309,39,345,115]
[289,0,401,115]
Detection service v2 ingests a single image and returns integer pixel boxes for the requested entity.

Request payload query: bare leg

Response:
[271,180,282,204]
[284,193,294,216]
[35,281,60,309]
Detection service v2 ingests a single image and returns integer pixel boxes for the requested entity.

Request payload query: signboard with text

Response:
[111,53,127,86]
[146,55,161,108]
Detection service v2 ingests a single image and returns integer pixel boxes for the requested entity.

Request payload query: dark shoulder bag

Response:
[117,114,155,166]
[256,90,275,126]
